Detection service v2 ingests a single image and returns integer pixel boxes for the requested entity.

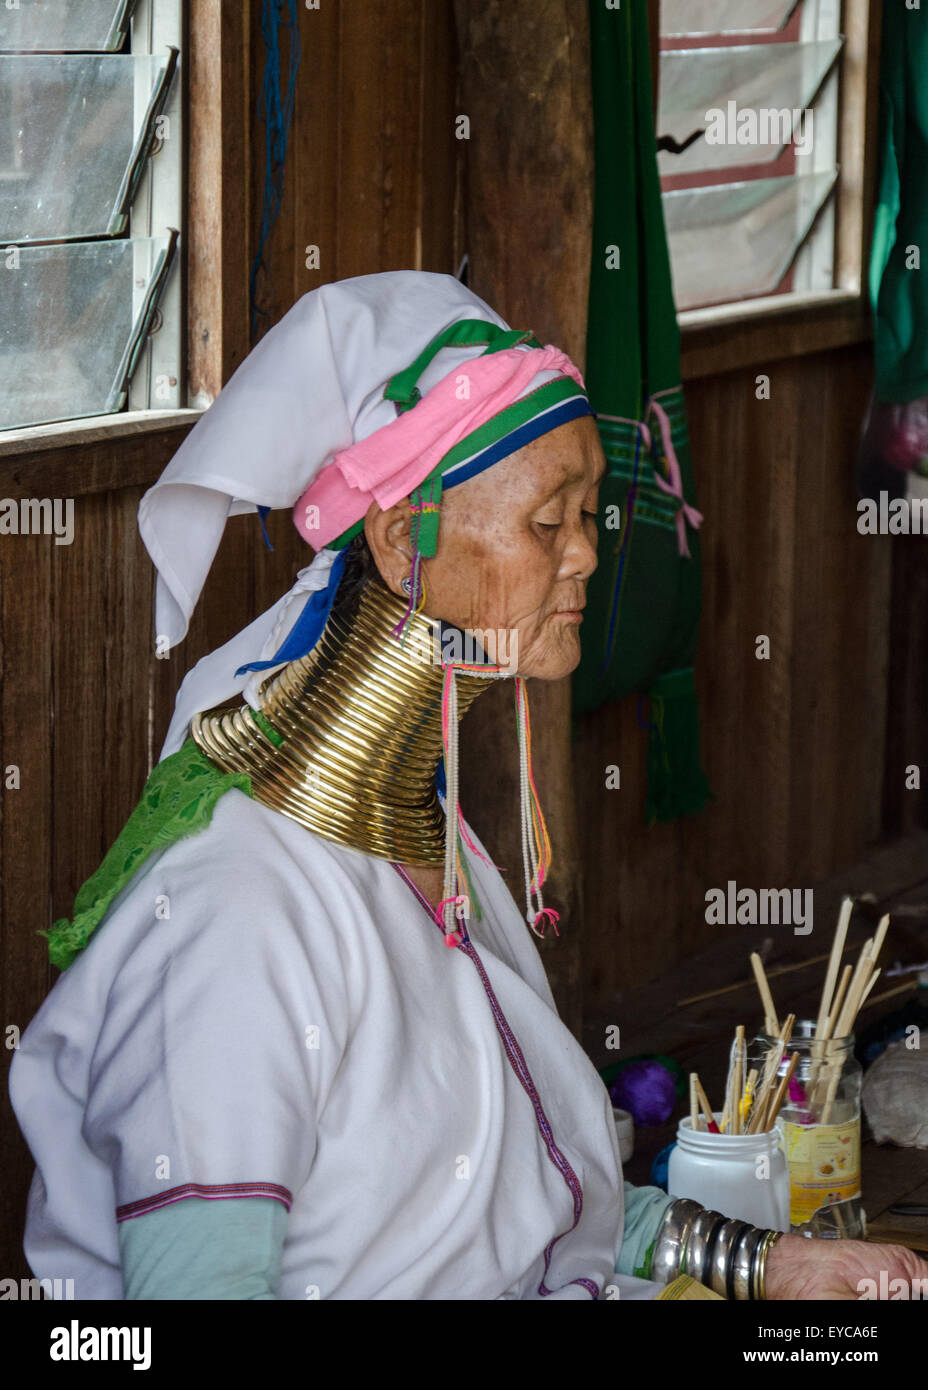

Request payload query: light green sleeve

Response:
[118,1196,288,1300]
[616,1181,675,1279]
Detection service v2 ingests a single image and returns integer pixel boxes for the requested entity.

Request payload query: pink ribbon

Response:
[598,397,703,558]
[294,345,585,549]
[646,396,703,559]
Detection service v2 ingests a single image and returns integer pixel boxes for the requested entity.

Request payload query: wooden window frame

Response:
[650,0,883,382]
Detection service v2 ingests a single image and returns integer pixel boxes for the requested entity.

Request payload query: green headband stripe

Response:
[428,375,584,477]
[383,318,542,412]
[408,376,588,557]
[329,374,587,554]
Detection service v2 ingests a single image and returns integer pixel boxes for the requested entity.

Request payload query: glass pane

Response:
[661,1,800,38]
[0,0,136,53]
[0,235,174,429]
[657,40,842,177]
[0,54,170,242]
[662,170,837,311]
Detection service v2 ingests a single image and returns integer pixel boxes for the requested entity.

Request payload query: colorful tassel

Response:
[432,648,560,947]
[514,678,559,939]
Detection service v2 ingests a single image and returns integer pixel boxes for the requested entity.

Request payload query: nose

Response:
[560,513,599,582]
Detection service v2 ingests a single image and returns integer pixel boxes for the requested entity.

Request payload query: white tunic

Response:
[10,787,661,1300]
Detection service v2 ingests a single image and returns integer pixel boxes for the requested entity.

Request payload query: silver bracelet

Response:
[686,1207,728,1280]
[650,1198,702,1285]
[709,1219,751,1299]
[651,1198,776,1300]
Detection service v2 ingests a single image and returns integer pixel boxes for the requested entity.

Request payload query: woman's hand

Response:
[765,1233,928,1300]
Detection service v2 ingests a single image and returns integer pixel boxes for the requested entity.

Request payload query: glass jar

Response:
[750,1019,864,1239]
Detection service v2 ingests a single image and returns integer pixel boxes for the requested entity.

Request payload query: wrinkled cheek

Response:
[460,556,514,632]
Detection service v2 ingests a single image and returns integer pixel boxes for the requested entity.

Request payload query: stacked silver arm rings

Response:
[650,1199,784,1300]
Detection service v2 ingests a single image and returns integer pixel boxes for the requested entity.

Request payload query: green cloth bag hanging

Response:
[573,0,711,824]
[869,0,928,406]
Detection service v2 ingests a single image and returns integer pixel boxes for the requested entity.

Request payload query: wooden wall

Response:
[576,344,896,1005]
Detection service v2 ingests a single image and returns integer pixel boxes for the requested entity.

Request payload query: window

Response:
[0,0,181,432]
[657,0,850,318]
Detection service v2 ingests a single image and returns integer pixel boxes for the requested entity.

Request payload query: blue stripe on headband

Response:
[442,395,594,490]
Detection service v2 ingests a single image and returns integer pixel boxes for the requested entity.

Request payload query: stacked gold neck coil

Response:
[190,577,502,865]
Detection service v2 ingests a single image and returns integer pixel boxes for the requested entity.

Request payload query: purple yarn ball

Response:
[609,1060,677,1127]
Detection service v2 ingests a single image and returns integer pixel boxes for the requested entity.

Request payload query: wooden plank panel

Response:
[50,498,109,928]
[250,0,296,336]
[0,422,197,500]
[687,373,754,879]
[582,344,896,1009]
[188,0,253,394]
[883,538,928,837]
[380,0,425,270]
[291,0,340,298]
[421,0,460,272]
[787,356,831,882]
[103,489,156,826]
[829,353,891,865]
[454,0,595,1034]
[334,1,386,280]
[0,528,53,1279]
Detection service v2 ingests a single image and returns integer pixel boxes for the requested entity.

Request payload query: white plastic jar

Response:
[667,1115,790,1231]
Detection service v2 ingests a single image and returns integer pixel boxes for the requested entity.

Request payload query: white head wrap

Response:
[144,271,522,760]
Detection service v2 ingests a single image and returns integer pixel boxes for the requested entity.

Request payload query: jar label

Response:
[782,1118,861,1225]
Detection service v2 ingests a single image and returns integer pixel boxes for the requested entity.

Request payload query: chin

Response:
[518,638,582,682]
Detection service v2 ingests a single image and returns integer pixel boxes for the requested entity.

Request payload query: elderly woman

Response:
[9,272,927,1301]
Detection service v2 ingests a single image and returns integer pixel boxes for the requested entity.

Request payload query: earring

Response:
[401,575,412,596]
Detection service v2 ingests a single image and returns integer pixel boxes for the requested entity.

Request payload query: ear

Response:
[363,499,414,598]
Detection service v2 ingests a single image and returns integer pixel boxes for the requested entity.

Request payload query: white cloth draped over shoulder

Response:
[10,788,663,1300]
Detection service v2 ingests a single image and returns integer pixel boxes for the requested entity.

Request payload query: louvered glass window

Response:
[0,0,181,431]
[658,0,843,313]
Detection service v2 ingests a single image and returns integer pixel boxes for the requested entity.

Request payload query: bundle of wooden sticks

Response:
[690,897,889,1133]
[690,1016,799,1136]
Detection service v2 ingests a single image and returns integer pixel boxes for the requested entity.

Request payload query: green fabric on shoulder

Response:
[42,739,253,971]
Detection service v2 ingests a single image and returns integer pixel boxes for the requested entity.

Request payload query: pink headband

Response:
[293,344,585,549]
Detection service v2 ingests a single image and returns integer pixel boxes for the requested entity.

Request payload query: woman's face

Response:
[365,414,606,680]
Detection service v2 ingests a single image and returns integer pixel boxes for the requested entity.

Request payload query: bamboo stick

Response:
[693,1075,718,1132]
[870,914,890,970]
[858,968,881,1010]
[821,1056,844,1125]
[720,1040,733,1133]
[809,963,853,1091]
[824,964,853,1041]
[815,897,852,1040]
[750,952,780,1035]
[766,1052,801,1129]
[741,1067,759,1132]
[834,937,875,1039]
[731,1025,744,1134]
[816,931,887,1112]
[748,1013,795,1133]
